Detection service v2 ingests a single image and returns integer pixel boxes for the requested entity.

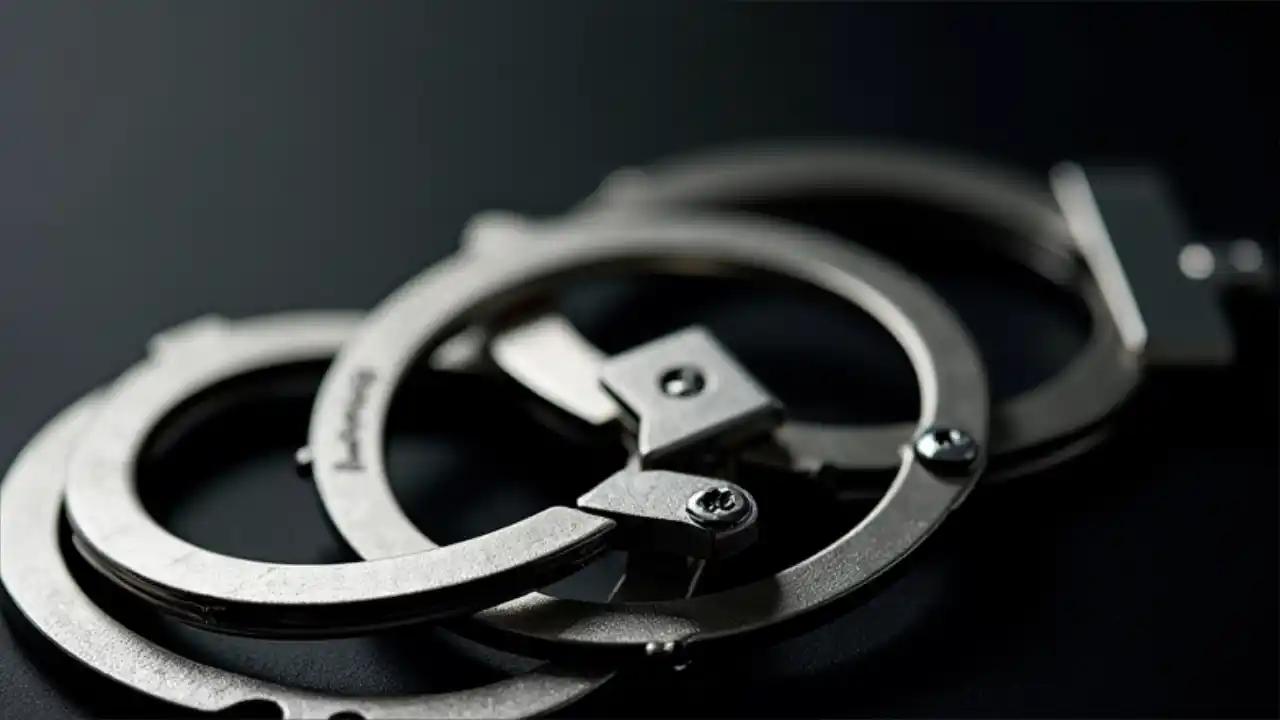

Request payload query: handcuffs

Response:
[0,315,614,720]
[3,142,1265,718]
[303,216,989,657]
[62,216,990,647]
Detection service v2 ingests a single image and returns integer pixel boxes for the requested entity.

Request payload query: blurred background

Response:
[0,3,1275,718]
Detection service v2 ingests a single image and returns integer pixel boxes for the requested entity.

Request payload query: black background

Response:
[1,2,1276,718]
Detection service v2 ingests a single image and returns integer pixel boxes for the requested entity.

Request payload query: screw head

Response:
[912,426,979,475]
[686,486,750,527]
[659,365,707,398]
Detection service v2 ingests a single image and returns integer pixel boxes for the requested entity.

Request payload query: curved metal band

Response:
[61,312,617,638]
[0,392,613,720]
[309,217,990,655]
[580,142,1142,479]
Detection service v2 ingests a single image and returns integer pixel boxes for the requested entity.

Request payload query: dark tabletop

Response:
[1,3,1276,718]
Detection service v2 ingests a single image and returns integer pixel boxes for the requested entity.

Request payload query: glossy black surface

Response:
[1,3,1275,717]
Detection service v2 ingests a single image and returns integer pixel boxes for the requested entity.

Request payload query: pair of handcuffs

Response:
[3,144,1262,719]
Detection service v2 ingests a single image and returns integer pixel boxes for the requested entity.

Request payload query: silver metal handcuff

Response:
[304,215,989,658]
[488,143,1247,483]
[0,352,615,720]
[1,142,1264,719]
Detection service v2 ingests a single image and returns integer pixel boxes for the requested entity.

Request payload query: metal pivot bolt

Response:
[1179,238,1274,290]
[912,426,979,475]
[579,470,759,558]
[686,486,751,527]
[659,365,707,398]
